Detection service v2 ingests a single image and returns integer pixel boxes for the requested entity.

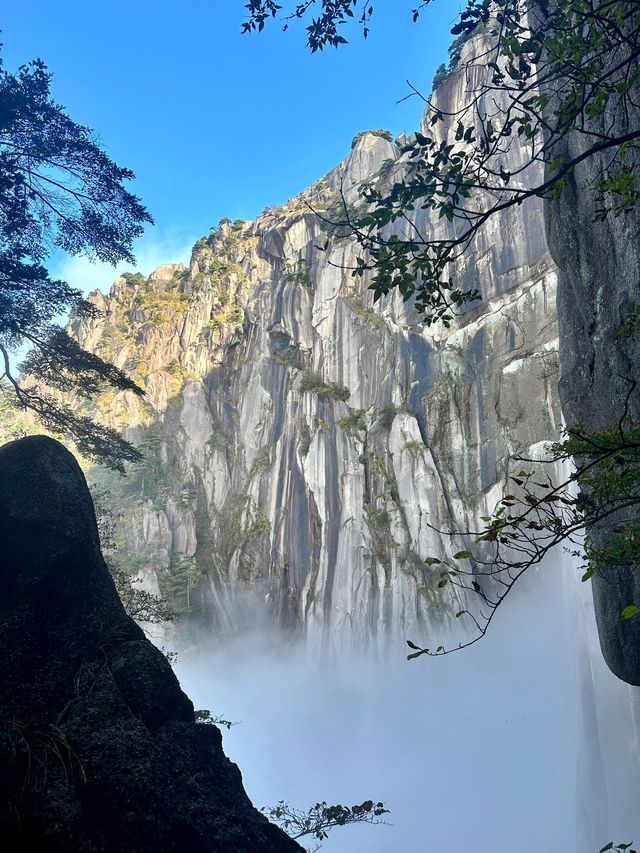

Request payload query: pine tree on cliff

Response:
[0,45,151,471]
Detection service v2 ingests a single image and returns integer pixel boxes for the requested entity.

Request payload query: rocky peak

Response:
[66,50,561,656]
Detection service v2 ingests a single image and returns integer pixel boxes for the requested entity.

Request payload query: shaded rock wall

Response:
[544,83,640,683]
[0,435,302,853]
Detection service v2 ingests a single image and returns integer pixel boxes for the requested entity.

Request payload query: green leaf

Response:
[621,605,639,620]
[407,650,426,661]
[453,550,472,559]
[423,557,441,565]
[599,845,614,853]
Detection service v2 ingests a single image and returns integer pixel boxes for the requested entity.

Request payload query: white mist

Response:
[175,558,640,853]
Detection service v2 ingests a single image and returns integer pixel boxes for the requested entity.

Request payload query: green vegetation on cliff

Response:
[300,371,350,402]
[351,129,393,148]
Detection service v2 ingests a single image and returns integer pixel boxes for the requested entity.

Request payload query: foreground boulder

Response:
[0,435,302,852]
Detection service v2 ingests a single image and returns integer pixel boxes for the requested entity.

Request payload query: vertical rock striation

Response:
[68,37,561,653]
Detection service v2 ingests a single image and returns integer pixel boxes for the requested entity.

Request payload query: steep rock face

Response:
[0,435,302,852]
[544,93,640,684]
[73,37,561,652]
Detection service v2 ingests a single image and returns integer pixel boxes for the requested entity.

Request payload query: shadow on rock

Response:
[0,435,302,852]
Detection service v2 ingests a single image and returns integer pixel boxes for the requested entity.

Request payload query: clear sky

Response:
[2,0,460,290]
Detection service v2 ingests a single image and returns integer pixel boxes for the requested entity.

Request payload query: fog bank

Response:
[176,559,640,852]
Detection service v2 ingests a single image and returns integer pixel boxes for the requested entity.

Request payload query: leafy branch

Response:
[263,799,389,849]
[407,396,640,658]
[194,709,238,729]
[0,49,151,469]
[264,0,640,326]
[241,0,419,50]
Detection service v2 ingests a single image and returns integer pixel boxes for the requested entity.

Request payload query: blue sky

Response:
[3,0,459,290]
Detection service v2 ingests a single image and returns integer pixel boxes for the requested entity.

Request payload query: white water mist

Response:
[174,554,640,852]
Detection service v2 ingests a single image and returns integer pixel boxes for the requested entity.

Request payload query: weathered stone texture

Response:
[70,37,562,655]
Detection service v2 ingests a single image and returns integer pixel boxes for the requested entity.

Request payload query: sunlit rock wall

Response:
[75,36,562,652]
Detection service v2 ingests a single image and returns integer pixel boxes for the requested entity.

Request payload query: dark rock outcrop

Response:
[544,88,640,684]
[0,435,302,852]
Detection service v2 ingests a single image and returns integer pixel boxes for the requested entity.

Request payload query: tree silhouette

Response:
[0,46,152,470]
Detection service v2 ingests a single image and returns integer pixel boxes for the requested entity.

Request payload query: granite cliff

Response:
[69,35,563,654]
